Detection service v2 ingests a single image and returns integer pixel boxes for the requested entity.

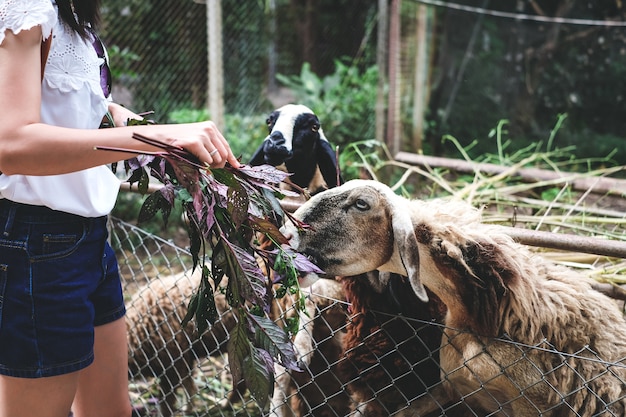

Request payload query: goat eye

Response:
[266,118,272,126]
[311,123,319,133]
[354,199,370,211]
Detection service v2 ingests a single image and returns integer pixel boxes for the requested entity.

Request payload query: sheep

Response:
[339,271,443,416]
[269,278,351,417]
[286,179,626,416]
[339,272,483,416]
[249,103,341,195]
[125,268,243,417]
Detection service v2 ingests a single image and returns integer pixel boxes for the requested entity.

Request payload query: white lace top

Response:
[0,0,120,217]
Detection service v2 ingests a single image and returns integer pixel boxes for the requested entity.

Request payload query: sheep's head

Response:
[287,179,429,302]
[249,104,340,189]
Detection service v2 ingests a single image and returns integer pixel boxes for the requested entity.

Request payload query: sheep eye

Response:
[354,199,370,211]
[266,118,272,126]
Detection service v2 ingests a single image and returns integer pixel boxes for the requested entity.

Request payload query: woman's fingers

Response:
[202,121,241,168]
[170,121,240,169]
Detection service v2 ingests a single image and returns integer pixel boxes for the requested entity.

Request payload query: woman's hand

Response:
[108,103,241,169]
[166,121,241,169]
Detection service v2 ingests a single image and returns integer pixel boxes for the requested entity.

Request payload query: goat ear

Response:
[316,134,342,187]
[248,142,266,166]
[390,202,429,302]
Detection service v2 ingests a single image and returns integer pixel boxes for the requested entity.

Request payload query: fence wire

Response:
[111,216,626,417]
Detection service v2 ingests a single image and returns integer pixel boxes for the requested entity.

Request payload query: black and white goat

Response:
[250,104,341,195]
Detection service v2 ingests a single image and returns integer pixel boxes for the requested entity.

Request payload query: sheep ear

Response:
[249,142,266,166]
[390,203,429,302]
[316,133,342,187]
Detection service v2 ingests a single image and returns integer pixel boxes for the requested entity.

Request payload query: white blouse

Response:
[0,0,121,217]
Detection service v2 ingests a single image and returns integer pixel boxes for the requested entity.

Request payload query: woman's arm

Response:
[0,27,239,176]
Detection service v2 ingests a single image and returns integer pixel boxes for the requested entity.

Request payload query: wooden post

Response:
[207,0,224,129]
[411,4,431,152]
[267,0,278,95]
[376,0,389,143]
[386,0,401,155]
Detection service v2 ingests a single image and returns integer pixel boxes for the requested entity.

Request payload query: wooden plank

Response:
[395,151,626,196]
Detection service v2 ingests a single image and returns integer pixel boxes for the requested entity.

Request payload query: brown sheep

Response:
[339,272,443,416]
[287,179,626,416]
[269,278,351,417]
[125,269,241,416]
[339,272,484,416]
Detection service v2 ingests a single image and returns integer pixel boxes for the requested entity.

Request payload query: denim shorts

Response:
[0,199,126,378]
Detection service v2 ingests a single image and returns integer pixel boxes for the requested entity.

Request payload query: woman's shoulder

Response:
[0,0,57,45]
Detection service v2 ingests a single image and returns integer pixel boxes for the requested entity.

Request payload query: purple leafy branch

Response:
[99,132,322,408]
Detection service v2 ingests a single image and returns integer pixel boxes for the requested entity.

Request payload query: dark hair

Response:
[56,0,102,38]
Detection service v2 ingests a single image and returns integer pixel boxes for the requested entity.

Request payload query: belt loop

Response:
[2,202,17,238]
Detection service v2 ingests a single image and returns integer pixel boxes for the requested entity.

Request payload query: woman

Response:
[0,1,240,416]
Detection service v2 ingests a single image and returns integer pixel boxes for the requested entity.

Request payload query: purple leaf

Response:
[249,314,301,372]
[283,246,325,274]
[237,164,291,184]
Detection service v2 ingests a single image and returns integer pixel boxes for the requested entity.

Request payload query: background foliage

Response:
[101,0,626,186]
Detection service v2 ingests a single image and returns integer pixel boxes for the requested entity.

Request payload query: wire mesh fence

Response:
[100,1,626,166]
[100,0,379,120]
[111,211,626,417]
[103,2,626,415]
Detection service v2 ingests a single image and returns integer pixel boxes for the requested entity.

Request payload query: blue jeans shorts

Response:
[0,199,126,378]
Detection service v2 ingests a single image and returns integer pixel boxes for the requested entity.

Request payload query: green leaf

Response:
[181,265,217,332]
[181,292,199,327]
[138,167,150,194]
[211,239,227,289]
[137,189,171,224]
[194,265,218,333]
[284,316,299,336]
[126,167,146,189]
[187,223,202,270]
[212,169,249,230]
[177,187,193,203]
[247,187,285,223]
[211,167,239,188]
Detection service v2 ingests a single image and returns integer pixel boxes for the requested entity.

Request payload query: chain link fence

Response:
[111,210,626,417]
[101,0,626,164]
[103,1,626,415]
[100,0,378,119]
